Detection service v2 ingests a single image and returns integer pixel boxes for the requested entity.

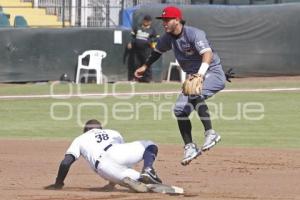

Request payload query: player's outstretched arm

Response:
[134,50,162,78]
[44,154,75,190]
[134,65,148,78]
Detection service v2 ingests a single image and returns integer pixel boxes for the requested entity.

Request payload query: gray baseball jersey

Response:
[155,26,220,74]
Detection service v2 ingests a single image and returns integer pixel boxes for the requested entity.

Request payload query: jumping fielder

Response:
[135,6,226,166]
[45,119,162,190]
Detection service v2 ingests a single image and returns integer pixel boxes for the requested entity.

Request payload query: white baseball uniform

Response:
[66,128,155,184]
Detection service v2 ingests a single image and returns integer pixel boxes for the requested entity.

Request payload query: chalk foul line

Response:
[0,87,299,99]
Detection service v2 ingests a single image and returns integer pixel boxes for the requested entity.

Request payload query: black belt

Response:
[95,144,113,169]
[103,143,113,151]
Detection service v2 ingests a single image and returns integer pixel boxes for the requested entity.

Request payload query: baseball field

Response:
[1,76,300,200]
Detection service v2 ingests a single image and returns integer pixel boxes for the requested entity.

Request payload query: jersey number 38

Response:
[95,133,109,143]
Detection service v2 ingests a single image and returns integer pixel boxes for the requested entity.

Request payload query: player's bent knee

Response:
[173,109,189,119]
[145,144,158,156]
[173,107,183,117]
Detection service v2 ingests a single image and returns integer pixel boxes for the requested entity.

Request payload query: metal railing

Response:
[17,0,192,27]
[11,0,295,27]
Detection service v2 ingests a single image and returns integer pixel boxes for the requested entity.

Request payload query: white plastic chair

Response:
[166,60,186,83]
[75,50,107,84]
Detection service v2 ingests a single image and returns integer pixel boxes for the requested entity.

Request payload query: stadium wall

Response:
[134,3,300,77]
[0,28,132,83]
[1,3,300,83]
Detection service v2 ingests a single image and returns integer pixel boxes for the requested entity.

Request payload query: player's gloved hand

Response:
[182,74,203,96]
[44,182,64,190]
[225,68,235,82]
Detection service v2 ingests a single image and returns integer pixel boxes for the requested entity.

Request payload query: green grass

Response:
[0,77,300,95]
[0,82,181,95]
[0,81,299,148]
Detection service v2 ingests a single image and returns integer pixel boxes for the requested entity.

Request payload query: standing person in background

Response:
[135,6,226,166]
[127,15,158,82]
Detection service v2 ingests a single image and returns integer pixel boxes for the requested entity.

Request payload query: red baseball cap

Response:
[156,6,182,20]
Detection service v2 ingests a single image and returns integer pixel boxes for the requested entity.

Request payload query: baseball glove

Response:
[182,74,204,96]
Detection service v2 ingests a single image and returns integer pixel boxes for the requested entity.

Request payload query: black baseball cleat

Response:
[138,167,162,184]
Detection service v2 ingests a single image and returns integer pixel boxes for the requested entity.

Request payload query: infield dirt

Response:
[0,139,299,200]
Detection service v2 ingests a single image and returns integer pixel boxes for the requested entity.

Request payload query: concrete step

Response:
[0,0,67,27]
[0,0,32,7]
